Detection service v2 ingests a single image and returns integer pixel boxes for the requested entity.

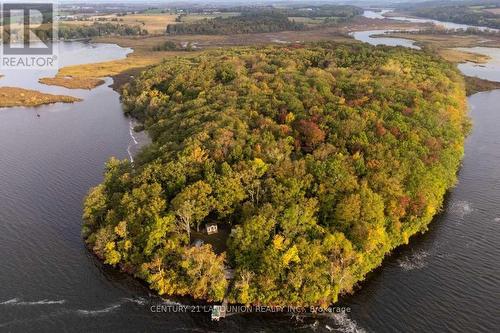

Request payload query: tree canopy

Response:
[59,22,147,40]
[83,42,469,306]
[166,11,306,35]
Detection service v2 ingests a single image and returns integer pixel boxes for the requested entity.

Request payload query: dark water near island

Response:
[1,24,500,333]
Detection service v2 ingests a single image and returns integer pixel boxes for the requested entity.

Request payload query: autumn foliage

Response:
[83,43,469,306]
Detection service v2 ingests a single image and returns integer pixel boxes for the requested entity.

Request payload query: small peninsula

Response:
[0,87,81,108]
[39,76,105,90]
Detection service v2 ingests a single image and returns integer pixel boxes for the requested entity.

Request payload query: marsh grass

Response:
[0,87,80,108]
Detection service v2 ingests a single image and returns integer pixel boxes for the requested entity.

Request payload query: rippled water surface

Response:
[340,89,500,332]
[346,15,500,333]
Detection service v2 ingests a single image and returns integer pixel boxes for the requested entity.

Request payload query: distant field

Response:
[116,14,178,33]
[62,13,178,33]
[288,16,325,25]
[179,12,240,23]
[60,13,242,34]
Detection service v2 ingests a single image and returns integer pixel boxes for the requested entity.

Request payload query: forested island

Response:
[82,42,469,307]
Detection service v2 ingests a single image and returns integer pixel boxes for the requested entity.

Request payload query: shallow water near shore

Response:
[1,20,500,332]
[338,89,500,332]
[346,15,500,333]
[351,30,419,49]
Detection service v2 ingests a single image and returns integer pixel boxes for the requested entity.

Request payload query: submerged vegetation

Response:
[82,43,469,306]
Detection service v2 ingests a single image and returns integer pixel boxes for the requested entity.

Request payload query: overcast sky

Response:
[57,0,436,4]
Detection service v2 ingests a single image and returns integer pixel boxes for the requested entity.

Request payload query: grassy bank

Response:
[377,31,500,95]
[42,35,192,90]
[465,76,500,95]
[373,32,491,63]
[39,76,105,90]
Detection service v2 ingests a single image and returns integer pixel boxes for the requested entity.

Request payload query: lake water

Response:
[355,10,500,53]
[350,30,419,49]
[1,24,500,333]
[457,47,500,81]
[363,10,499,32]
[348,15,500,333]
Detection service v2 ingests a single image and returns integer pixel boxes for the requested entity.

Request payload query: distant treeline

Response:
[59,22,147,40]
[152,40,194,51]
[167,11,306,35]
[279,5,363,19]
[391,26,500,36]
[405,4,500,29]
[2,23,146,43]
[169,4,362,17]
